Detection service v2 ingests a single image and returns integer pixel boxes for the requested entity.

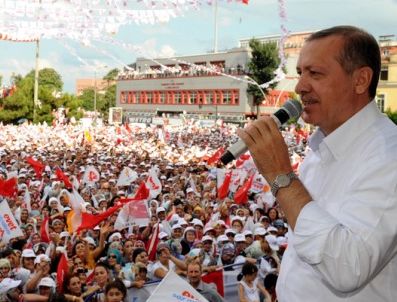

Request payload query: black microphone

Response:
[220,99,303,165]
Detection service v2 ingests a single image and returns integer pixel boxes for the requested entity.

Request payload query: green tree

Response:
[385,108,397,125]
[247,39,281,116]
[103,68,119,85]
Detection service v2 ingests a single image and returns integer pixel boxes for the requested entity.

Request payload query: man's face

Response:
[187,264,201,284]
[295,35,364,135]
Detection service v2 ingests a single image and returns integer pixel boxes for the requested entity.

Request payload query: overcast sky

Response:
[0,0,396,92]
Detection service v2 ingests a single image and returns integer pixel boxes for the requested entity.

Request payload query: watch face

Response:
[277,174,290,187]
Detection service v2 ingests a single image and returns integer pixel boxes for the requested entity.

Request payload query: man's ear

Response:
[354,66,373,95]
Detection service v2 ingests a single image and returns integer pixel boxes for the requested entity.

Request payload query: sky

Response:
[0,0,397,93]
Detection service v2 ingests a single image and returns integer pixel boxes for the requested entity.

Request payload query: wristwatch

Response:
[270,172,299,197]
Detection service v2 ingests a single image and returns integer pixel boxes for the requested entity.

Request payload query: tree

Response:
[103,68,119,85]
[247,39,281,116]
[385,108,397,125]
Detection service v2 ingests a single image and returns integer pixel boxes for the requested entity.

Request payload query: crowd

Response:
[0,119,308,302]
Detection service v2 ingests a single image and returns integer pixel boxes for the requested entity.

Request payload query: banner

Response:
[147,270,208,302]
[0,201,23,243]
[117,167,138,187]
[82,166,100,185]
[146,168,162,199]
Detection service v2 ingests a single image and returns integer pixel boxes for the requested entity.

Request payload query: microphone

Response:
[220,99,303,165]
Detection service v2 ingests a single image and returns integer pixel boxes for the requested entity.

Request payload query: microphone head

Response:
[283,99,303,119]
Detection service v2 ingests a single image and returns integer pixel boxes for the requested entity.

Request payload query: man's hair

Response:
[307,25,381,99]
[187,260,202,272]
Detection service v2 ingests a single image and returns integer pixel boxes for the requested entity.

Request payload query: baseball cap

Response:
[156,207,166,214]
[21,249,36,258]
[266,226,278,233]
[202,235,213,242]
[254,227,267,236]
[38,277,55,288]
[84,237,96,247]
[34,254,50,265]
[234,234,246,242]
[158,232,169,240]
[265,234,280,251]
[0,278,21,294]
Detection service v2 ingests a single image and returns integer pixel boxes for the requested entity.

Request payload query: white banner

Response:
[146,168,162,199]
[147,270,208,302]
[117,167,138,187]
[229,169,247,193]
[0,201,23,243]
[82,166,100,185]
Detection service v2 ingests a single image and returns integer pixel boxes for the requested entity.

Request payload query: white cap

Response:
[0,278,21,294]
[34,254,50,265]
[158,232,169,240]
[193,220,204,228]
[156,207,166,214]
[84,237,96,247]
[243,230,253,237]
[254,227,267,236]
[234,234,246,242]
[202,235,213,242]
[225,229,236,235]
[38,277,55,288]
[21,249,36,258]
[265,234,280,251]
[203,226,214,234]
[183,226,195,235]
[108,232,122,242]
[186,187,194,194]
[217,235,229,243]
[178,219,188,226]
[266,226,278,233]
[60,232,70,239]
[172,223,182,230]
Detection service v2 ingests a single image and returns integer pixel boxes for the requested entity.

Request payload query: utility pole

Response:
[94,70,97,126]
[213,0,218,53]
[33,38,40,123]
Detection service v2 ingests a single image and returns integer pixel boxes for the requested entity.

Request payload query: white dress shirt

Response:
[277,101,397,301]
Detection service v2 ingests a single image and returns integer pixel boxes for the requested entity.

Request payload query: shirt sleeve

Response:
[293,160,397,293]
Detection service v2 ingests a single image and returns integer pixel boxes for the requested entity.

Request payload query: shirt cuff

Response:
[293,201,339,264]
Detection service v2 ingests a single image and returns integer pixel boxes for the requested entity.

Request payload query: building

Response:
[76,78,110,96]
[377,35,397,112]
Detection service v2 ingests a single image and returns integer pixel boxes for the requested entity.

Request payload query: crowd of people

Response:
[0,119,308,302]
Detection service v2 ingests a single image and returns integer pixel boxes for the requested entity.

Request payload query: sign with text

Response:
[0,201,23,243]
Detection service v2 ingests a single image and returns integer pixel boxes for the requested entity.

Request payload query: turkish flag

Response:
[234,174,254,204]
[202,270,224,297]
[40,216,50,243]
[218,171,231,199]
[146,223,160,261]
[26,157,45,178]
[0,177,17,198]
[55,168,73,189]
[76,204,122,232]
[133,181,150,200]
[57,253,69,292]
[207,147,224,165]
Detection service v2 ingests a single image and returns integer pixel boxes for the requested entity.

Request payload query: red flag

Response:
[76,204,122,232]
[124,122,132,134]
[146,223,160,261]
[234,174,254,204]
[242,0,249,4]
[55,168,73,189]
[57,253,69,292]
[0,178,17,198]
[207,147,224,165]
[202,270,224,297]
[218,171,231,199]
[40,216,50,243]
[236,154,251,168]
[26,157,45,178]
[134,181,150,200]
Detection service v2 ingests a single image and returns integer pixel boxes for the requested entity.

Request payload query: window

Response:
[175,91,181,104]
[135,91,141,104]
[147,91,153,104]
[120,92,127,104]
[380,66,388,81]
[206,91,213,104]
[376,94,385,112]
[223,90,231,104]
[190,91,197,104]
[160,92,166,104]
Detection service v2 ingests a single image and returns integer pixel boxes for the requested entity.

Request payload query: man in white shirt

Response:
[238,25,397,301]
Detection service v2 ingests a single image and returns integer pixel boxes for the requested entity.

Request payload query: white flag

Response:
[146,168,162,199]
[229,169,247,193]
[117,167,138,187]
[82,166,100,185]
[147,270,208,302]
[0,201,23,243]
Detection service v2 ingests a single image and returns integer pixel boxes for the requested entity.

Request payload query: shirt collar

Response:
[309,101,381,160]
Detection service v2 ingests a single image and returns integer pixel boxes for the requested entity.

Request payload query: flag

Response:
[146,222,160,261]
[82,166,100,185]
[40,216,50,243]
[234,174,254,204]
[218,171,231,199]
[147,270,208,302]
[115,199,149,230]
[0,201,23,243]
[146,168,162,199]
[23,187,32,212]
[76,204,122,232]
[202,270,224,297]
[243,0,249,4]
[207,147,224,165]
[57,253,69,292]
[84,130,93,143]
[55,168,73,189]
[124,122,132,134]
[26,157,45,178]
[235,154,251,168]
[229,169,247,193]
[0,177,17,198]
[66,210,82,234]
[133,181,150,200]
[117,167,138,187]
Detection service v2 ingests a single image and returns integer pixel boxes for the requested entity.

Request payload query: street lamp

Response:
[93,64,108,125]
